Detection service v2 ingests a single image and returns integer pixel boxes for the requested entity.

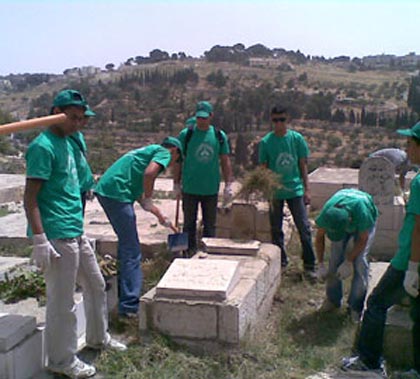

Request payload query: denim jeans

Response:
[357,265,420,371]
[96,194,142,315]
[269,196,315,269]
[182,193,218,254]
[326,225,376,314]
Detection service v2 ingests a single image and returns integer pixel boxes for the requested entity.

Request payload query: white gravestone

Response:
[359,156,395,205]
[156,258,240,301]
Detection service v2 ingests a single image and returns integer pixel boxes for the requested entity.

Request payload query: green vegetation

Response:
[0,269,46,304]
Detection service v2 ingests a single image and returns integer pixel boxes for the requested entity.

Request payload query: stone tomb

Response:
[0,314,43,379]
[140,242,281,350]
[156,258,240,301]
[359,156,405,260]
[202,238,261,256]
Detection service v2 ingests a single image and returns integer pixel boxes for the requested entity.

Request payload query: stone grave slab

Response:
[359,156,395,205]
[0,314,37,352]
[156,258,240,301]
[306,370,384,378]
[202,237,261,256]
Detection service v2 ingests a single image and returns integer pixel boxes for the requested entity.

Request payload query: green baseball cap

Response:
[84,105,96,117]
[323,206,350,241]
[195,101,213,118]
[397,121,420,139]
[52,89,87,109]
[162,136,183,156]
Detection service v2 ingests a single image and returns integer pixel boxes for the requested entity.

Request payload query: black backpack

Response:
[184,125,232,156]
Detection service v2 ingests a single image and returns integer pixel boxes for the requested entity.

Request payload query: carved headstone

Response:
[359,156,395,205]
[155,258,240,301]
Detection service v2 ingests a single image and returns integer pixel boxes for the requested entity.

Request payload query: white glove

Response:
[337,260,353,280]
[172,182,181,198]
[140,197,153,212]
[31,233,60,271]
[317,262,328,280]
[223,182,233,205]
[404,261,419,297]
[159,216,172,228]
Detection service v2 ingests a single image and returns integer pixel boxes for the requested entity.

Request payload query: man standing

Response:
[342,122,420,378]
[24,90,126,379]
[94,137,180,318]
[315,188,378,322]
[176,101,233,256]
[259,106,316,278]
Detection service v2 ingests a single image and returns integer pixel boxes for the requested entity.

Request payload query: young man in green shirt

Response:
[176,101,233,256]
[94,137,180,317]
[342,122,420,378]
[24,90,126,379]
[259,106,316,279]
[315,188,378,322]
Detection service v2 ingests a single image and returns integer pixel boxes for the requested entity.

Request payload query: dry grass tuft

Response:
[236,167,282,202]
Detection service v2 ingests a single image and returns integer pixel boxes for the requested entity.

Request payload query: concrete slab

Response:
[0,314,37,352]
[306,370,384,378]
[0,174,25,204]
[202,238,260,256]
[156,258,241,301]
[0,256,29,280]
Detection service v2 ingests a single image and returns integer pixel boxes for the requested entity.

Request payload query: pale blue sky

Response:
[0,0,419,75]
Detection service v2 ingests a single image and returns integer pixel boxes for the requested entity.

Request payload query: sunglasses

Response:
[272,117,287,123]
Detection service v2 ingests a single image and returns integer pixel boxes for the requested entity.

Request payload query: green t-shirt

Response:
[316,189,378,240]
[25,130,83,239]
[94,145,171,202]
[259,130,309,199]
[391,173,420,271]
[69,132,95,193]
[178,125,230,195]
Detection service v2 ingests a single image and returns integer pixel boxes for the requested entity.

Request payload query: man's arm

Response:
[299,157,310,205]
[142,161,163,199]
[220,154,233,184]
[24,178,44,234]
[346,230,369,262]
[315,227,326,264]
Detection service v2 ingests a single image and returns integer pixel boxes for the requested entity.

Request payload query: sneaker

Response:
[347,308,362,323]
[48,357,96,378]
[303,269,318,283]
[342,355,387,378]
[318,298,339,313]
[391,369,420,379]
[87,335,127,352]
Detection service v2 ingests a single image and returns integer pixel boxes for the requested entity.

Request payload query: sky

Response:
[0,0,419,76]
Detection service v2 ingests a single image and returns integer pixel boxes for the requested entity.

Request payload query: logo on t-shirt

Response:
[275,153,295,173]
[195,143,214,163]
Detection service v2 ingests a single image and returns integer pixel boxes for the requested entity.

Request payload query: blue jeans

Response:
[96,194,142,315]
[182,193,218,254]
[326,225,376,314]
[357,265,420,371]
[269,196,315,269]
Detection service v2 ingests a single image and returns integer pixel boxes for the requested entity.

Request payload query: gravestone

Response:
[359,156,395,206]
[156,258,240,301]
[359,156,405,260]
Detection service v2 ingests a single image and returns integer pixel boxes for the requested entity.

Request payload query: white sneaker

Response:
[87,335,127,352]
[48,357,96,378]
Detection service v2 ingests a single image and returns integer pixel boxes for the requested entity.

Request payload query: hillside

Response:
[0,52,416,175]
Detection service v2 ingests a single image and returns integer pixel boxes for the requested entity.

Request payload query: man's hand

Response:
[158,215,177,233]
[317,262,328,281]
[404,261,419,297]
[337,260,353,280]
[31,233,60,272]
[223,182,233,206]
[140,197,153,212]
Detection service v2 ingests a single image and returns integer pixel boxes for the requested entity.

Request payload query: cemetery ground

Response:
[90,233,360,379]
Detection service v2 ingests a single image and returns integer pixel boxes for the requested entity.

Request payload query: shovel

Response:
[167,197,188,253]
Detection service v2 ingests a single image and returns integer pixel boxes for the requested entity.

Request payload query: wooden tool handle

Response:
[174,197,180,229]
[0,113,68,135]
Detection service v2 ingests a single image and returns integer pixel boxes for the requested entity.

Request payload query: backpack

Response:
[184,125,233,156]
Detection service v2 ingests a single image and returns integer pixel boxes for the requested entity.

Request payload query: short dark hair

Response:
[271,106,287,115]
[413,136,420,145]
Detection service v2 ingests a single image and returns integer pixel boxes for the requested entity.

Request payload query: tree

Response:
[105,63,115,71]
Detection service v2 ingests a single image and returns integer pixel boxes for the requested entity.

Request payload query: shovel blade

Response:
[167,232,188,252]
